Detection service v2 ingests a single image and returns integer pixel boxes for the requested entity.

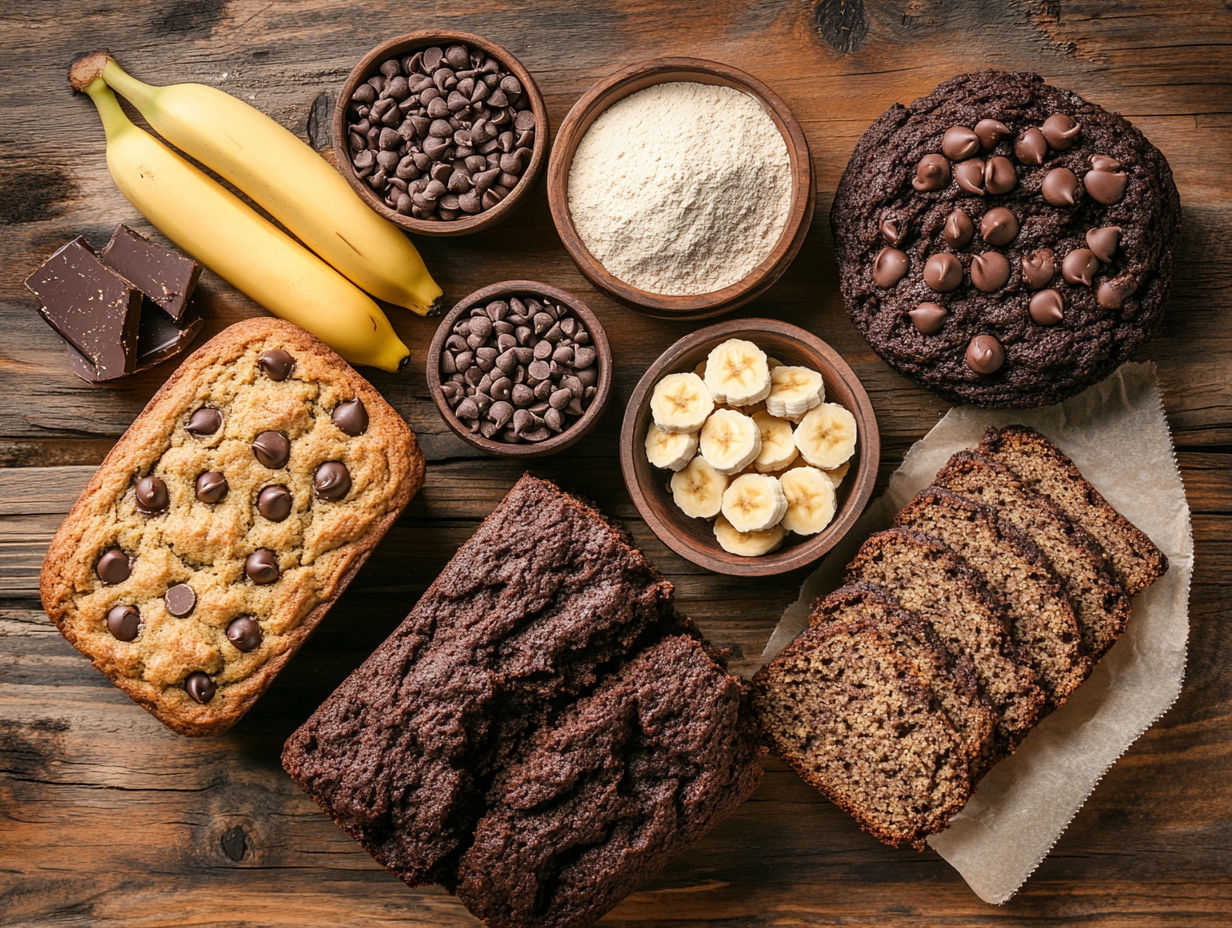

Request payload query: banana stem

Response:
[82,79,132,144]
[100,58,160,111]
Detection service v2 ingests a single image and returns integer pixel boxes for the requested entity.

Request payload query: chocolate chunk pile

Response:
[24,225,203,382]
[345,43,537,221]
[439,295,598,444]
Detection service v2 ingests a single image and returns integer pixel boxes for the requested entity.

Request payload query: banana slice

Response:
[794,402,858,469]
[645,423,698,471]
[650,372,713,433]
[779,466,838,535]
[722,473,788,533]
[714,514,786,557]
[765,365,824,419]
[824,459,851,489]
[670,456,728,518]
[751,411,799,473]
[699,409,762,475]
[704,338,771,406]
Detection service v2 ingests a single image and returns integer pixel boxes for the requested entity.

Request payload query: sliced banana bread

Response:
[846,529,1044,751]
[978,426,1167,597]
[810,583,996,775]
[752,612,970,850]
[894,489,1091,707]
[933,451,1132,660]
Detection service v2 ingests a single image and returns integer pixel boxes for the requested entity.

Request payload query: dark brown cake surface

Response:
[281,474,762,928]
[831,70,1181,408]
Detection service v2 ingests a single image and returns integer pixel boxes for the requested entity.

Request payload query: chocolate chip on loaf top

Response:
[40,318,424,736]
[831,70,1181,408]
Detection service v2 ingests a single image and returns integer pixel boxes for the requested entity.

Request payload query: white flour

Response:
[567,82,793,296]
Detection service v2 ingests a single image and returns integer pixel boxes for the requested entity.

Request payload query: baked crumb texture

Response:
[40,318,424,736]
[754,425,1166,849]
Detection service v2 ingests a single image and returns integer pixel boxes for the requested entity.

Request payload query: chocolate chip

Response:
[973,119,1010,151]
[226,615,263,652]
[943,209,974,248]
[1097,277,1137,310]
[257,485,292,521]
[185,672,215,704]
[873,248,909,288]
[314,462,351,501]
[258,349,295,381]
[1022,249,1056,290]
[879,211,908,246]
[106,604,140,641]
[1014,127,1049,165]
[1029,289,1065,325]
[942,126,980,161]
[965,334,1005,374]
[96,548,131,584]
[135,476,168,514]
[195,471,228,503]
[1086,226,1121,263]
[1085,168,1128,205]
[164,583,196,617]
[909,303,947,334]
[953,158,985,195]
[980,207,1019,246]
[186,407,222,437]
[252,431,290,469]
[913,153,950,192]
[245,549,279,585]
[971,252,1010,292]
[984,156,1017,195]
[1090,154,1121,173]
[1062,248,1100,286]
[924,253,963,292]
[1040,113,1080,150]
[1041,167,1080,207]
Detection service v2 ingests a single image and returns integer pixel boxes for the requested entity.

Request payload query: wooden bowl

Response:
[620,319,879,577]
[547,57,814,320]
[426,280,612,458]
[333,31,550,237]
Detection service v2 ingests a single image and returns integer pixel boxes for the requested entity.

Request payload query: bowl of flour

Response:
[547,58,814,319]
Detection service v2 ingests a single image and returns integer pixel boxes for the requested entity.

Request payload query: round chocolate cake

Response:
[831,70,1181,408]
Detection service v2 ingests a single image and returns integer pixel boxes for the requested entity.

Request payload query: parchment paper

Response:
[762,362,1193,904]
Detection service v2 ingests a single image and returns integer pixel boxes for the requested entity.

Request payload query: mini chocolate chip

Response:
[185,672,215,704]
[1062,248,1100,286]
[314,462,351,501]
[1014,127,1049,165]
[1029,289,1065,325]
[164,583,196,617]
[1041,167,1081,207]
[942,126,980,161]
[943,209,974,248]
[195,471,228,503]
[186,407,222,437]
[1022,249,1056,290]
[966,334,1005,374]
[258,349,295,381]
[908,303,948,334]
[135,476,169,514]
[913,153,950,192]
[953,158,985,195]
[245,549,279,585]
[1040,113,1080,150]
[97,548,131,584]
[258,485,292,521]
[252,431,290,469]
[1085,168,1128,205]
[924,253,963,292]
[873,247,909,288]
[1086,226,1121,263]
[984,156,1017,195]
[879,212,908,246]
[1090,154,1121,173]
[974,118,1010,151]
[226,615,263,652]
[980,207,1019,246]
[971,252,1010,292]
[1097,277,1137,310]
[106,604,140,641]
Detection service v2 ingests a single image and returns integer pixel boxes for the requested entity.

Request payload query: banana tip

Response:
[426,296,443,317]
[69,51,112,92]
[397,353,412,374]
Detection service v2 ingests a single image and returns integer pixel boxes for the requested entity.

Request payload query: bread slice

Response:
[933,451,1132,660]
[978,425,1168,597]
[810,583,996,775]
[894,489,1091,707]
[846,529,1044,750]
[752,613,970,850]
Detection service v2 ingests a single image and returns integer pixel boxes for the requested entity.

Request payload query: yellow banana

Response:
[71,70,410,373]
[94,52,442,317]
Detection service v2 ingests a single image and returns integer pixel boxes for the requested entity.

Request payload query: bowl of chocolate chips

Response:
[334,31,549,235]
[426,281,611,457]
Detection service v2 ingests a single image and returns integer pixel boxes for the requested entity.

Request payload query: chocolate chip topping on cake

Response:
[831,70,1181,407]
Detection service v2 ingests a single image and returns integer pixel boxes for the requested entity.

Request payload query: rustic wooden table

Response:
[2,1,1230,925]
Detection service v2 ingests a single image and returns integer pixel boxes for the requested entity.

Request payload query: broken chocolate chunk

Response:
[99,225,201,322]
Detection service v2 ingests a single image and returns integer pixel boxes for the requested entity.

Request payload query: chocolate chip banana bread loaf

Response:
[281,474,763,928]
[40,318,424,736]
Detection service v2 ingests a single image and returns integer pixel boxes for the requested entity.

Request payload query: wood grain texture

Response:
[2,0,1231,925]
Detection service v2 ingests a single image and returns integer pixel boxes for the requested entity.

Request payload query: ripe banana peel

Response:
[94,53,443,317]
[70,65,410,372]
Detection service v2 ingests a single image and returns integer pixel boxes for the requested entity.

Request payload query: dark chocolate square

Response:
[99,225,201,322]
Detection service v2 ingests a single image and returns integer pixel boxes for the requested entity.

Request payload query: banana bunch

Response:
[646,338,858,557]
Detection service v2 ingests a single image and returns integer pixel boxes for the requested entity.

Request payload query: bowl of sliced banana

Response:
[620,318,879,576]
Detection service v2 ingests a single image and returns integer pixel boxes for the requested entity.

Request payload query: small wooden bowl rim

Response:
[426,280,613,458]
[547,57,815,320]
[619,318,880,577]
[332,30,551,238]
